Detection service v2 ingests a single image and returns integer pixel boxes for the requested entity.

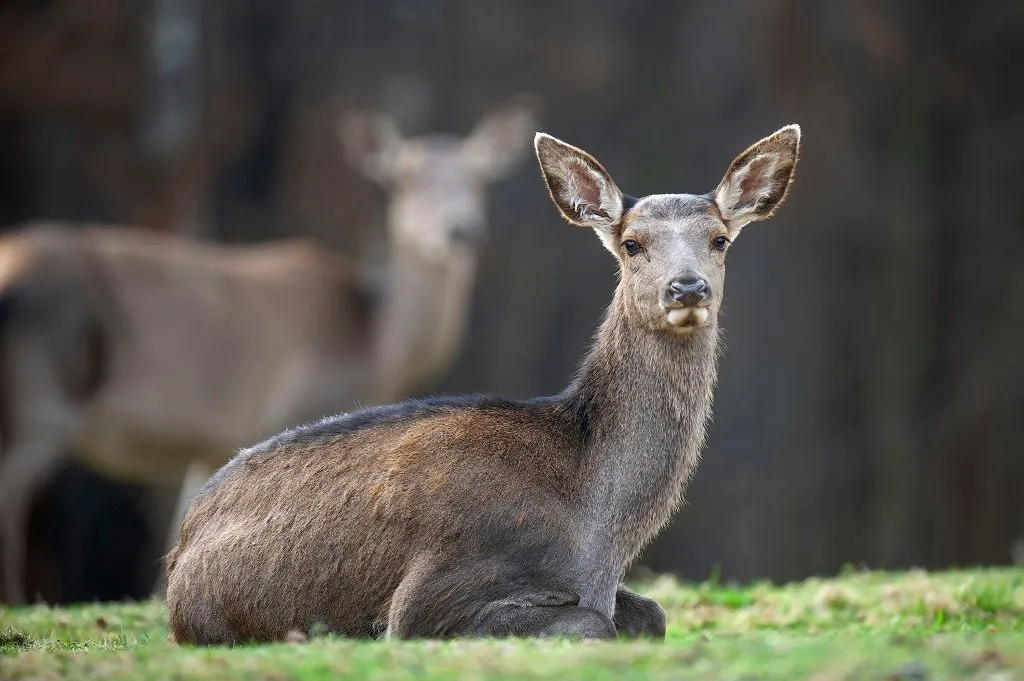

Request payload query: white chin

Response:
[666,307,710,330]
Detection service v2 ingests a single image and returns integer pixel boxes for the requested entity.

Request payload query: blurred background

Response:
[1,0,1022,605]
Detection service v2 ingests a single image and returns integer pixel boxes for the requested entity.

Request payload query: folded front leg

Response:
[384,556,616,640]
[613,584,666,639]
[472,594,617,639]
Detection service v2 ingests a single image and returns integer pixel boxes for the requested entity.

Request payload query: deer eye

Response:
[622,239,642,256]
[712,235,730,251]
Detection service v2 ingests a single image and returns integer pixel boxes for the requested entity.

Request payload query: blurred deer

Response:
[0,99,537,605]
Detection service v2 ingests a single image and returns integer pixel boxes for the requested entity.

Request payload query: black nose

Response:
[668,276,710,306]
[451,223,487,248]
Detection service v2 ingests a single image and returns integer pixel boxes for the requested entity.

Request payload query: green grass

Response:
[2,567,1022,679]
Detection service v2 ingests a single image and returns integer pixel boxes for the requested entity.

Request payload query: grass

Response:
[1,567,1022,680]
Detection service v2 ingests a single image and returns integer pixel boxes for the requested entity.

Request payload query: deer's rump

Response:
[166,490,410,641]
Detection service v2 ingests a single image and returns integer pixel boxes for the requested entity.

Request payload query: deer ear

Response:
[337,111,404,184]
[713,124,801,236]
[462,95,540,182]
[534,133,624,247]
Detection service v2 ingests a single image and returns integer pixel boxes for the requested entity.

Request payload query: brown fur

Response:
[165,125,801,643]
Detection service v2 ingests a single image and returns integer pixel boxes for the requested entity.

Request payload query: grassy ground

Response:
[1,567,1022,680]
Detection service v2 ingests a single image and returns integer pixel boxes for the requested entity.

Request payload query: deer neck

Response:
[568,288,720,563]
[368,242,478,405]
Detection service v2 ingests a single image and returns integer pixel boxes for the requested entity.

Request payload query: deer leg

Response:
[389,588,616,640]
[385,557,616,640]
[470,598,618,639]
[166,460,211,551]
[135,480,183,600]
[0,437,67,605]
[612,584,666,639]
[148,461,211,599]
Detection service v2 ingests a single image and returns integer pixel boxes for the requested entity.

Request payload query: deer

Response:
[0,99,538,606]
[164,123,802,644]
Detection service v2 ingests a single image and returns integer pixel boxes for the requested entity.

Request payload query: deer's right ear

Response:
[337,111,403,184]
[534,133,624,241]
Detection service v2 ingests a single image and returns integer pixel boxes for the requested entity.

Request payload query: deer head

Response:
[534,125,801,336]
[338,99,538,263]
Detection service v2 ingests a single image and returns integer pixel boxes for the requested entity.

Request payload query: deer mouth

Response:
[665,306,710,331]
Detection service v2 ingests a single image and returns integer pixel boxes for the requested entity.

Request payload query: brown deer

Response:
[165,124,802,643]
[0,100,538,605]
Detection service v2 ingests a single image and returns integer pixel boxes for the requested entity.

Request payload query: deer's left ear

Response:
[713,124,801,236]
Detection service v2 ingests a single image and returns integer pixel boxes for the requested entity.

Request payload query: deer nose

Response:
[451,222,487,249]
[668,276,710,307]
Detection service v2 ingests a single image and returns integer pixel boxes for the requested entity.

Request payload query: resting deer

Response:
[165,124,802,643]
[0,100,538,605]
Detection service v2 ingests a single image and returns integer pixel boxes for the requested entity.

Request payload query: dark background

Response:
[2,0,1022,603]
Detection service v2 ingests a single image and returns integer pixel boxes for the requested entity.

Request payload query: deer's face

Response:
[612,195,732,333]
[339,101,538,264]
[535,125,801,336]
[384,137,492,262]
